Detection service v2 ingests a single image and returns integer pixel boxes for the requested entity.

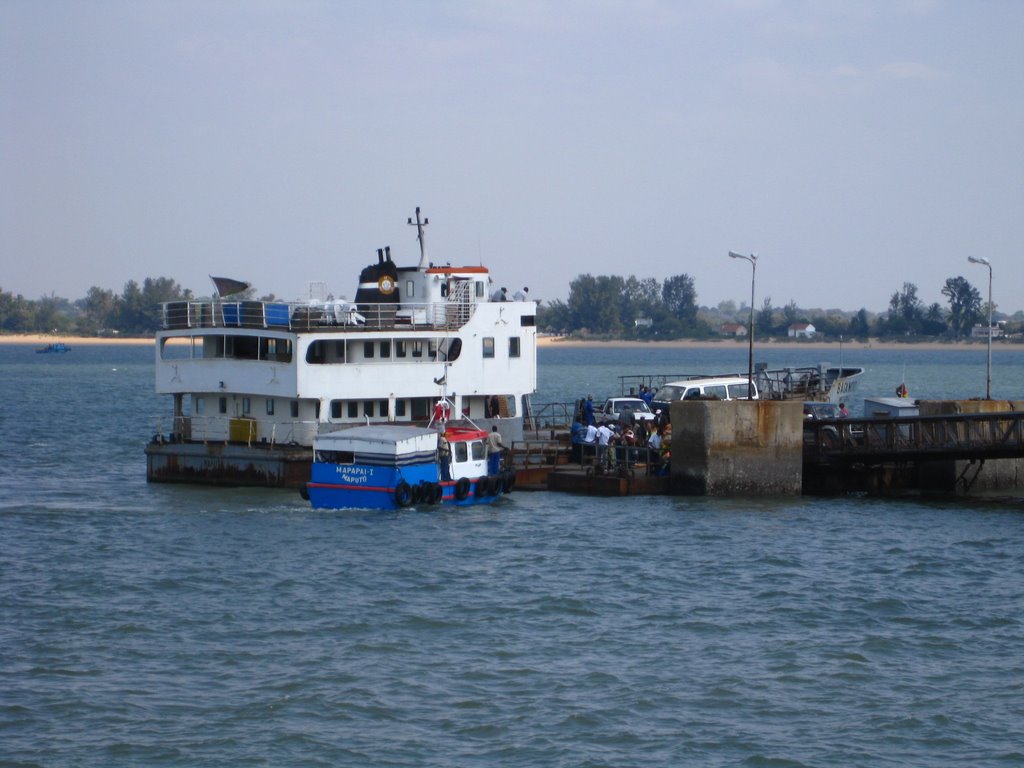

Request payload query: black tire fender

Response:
[395,481,413,508]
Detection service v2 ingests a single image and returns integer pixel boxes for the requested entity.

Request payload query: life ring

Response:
[377,275,396,295]
[395,481,412,508]
[454,477,471,501]
[431,483,444,504]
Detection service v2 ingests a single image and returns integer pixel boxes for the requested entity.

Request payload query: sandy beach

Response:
[2,332,1015,352]
[0,334,156,346]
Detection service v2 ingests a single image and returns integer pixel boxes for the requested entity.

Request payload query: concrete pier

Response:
[670,400,803,496]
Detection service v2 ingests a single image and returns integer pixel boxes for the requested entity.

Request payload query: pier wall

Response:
[670,400,803,496]
[916,399,1024,494]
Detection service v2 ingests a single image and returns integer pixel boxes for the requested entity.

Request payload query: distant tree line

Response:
[538,273,703,338]
[0,278,189,335]
[537,273,1022,341]
[2,272,1021,339]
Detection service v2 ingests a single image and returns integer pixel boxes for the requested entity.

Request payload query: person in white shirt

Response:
[648,431,662,451]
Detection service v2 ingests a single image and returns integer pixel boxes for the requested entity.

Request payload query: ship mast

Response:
[408,207,429,270]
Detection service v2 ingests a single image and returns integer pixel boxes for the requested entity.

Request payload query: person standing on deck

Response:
[487,426,504,475]
[438,433,452,481]
[583,395,595,426]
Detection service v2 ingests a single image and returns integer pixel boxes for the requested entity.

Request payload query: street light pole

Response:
[967,256,993,399]
[729,251,758,399]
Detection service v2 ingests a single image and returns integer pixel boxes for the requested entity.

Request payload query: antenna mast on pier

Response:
[408,207,429,269]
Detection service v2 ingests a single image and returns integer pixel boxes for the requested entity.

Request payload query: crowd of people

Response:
[571,394,671,474]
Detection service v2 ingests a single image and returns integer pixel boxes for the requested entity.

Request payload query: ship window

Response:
[331,401,342,419]
[396,341,407,358]
[406,280,415,297]
[454,442,468,462]
[412,398,430,420]
[428,340,438,358]
[234,335,258,360]
[471,441,486,460]
[363,341,374,359]
[266,399,275,415]
[290,401,299,418]
[219,397,227,414]
[159,337,192,360]
[520,315,536,327]
[205,335,226,359]
[482,337,495,358]
[306,341,325,364]
[509,337,520,358]
[195,396,205,415]
[242,397,251,415]
[316,449,354,465]
[396,399,406,417]
[334,340,345,360]
[380,341,391,358]
[379,400,389,417]
[412,341,423,358]
[442,338,462,362]
[348,402,358,418]
[476,282,485,298]
[363,401,375,417]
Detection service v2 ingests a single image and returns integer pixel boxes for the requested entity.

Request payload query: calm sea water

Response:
[2,343,1024,767]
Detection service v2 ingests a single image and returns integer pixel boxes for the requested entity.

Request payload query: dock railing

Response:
[524,401,576,431]
[804,411,1024,465]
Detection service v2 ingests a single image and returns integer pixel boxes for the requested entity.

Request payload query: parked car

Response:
[600,397,657,423]
[651,376,758,415]
[802,402,839,420]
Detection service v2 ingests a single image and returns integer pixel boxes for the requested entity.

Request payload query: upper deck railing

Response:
[159,297,478,334]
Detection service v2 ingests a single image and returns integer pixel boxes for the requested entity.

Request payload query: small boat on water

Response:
[36,342,71,354]
[306,424,514,510]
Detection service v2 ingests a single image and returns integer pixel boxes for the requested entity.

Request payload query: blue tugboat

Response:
[306,424,514,510]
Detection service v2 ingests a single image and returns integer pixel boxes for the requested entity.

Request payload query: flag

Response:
[210,276,251,297]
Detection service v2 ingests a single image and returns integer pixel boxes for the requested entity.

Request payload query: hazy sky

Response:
[3,1,1022,313]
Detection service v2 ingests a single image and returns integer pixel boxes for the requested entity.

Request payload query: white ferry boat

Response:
[146,208,537,488]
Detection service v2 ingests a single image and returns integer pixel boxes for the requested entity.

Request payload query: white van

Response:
[651,376,758,414]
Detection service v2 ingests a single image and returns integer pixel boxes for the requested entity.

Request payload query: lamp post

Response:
[728,251,758,399]
[967,255,993,399]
